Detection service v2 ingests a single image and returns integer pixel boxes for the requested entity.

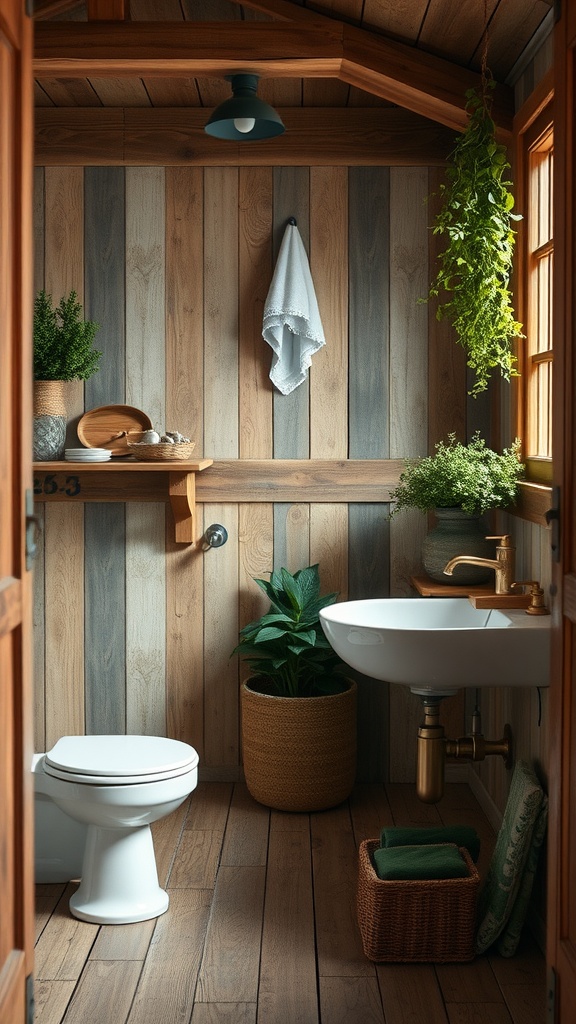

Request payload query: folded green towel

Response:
[380,825,481,862]
[372,843,470,881]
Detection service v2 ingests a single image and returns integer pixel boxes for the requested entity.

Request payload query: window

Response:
[516,97,554,484]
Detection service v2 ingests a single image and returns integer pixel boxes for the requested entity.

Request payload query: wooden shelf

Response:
[33,459,213,545]
[411,575,494,597]
[410,575,532,609]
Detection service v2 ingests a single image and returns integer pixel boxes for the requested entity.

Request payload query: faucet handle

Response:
[485,534,513,547]
[511,580,550,615]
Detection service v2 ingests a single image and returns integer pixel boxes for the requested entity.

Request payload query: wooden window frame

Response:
[513,73,554,498]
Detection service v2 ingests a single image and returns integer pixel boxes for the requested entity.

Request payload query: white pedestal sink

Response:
[320,597,551,695]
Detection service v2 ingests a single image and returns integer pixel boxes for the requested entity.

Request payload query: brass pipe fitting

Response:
[445,725,512,767]
[416,700,446,804]
[416,697,513,803]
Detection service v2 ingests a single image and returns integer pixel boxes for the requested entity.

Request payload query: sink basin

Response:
[319,598,550,695]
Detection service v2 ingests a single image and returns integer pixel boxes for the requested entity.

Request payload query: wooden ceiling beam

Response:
[34,106,456,166]
[33,21,343,75]
[341,24,511,137]
[33,21,513,134]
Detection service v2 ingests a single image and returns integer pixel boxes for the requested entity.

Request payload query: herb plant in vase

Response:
[33,289,101,460]
[389,433,524,585]
[233,564,357,812]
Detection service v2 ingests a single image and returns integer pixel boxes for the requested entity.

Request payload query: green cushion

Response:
[475,759,546,955]
[380,825,481,862]
[373,843,469,881]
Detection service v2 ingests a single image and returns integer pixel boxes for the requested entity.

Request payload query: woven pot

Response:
[240,679,357,812]
[33,379,67,460]
[422,507,493,585]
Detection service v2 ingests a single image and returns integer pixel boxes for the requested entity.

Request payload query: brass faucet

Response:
[443,534,515,594]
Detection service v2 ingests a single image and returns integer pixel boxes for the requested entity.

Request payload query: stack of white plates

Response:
[65,448,112,463]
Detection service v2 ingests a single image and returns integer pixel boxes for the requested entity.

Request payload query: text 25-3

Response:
[34,474,81,497]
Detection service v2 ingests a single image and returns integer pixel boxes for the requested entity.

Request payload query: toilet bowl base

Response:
[69,822,169,924]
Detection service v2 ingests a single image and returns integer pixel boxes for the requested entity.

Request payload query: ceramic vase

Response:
[33,379,66,460]
[421,507,494,585]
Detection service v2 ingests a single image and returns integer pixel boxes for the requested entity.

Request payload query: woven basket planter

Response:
[240,679,357,812]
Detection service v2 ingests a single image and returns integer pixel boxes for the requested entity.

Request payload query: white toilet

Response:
[34,734,199,925]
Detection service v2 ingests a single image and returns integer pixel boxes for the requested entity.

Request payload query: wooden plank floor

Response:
[33,782,546,1024]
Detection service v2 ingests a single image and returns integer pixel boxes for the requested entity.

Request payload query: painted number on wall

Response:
[34,474,81,497]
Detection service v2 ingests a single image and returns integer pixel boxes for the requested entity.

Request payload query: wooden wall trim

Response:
[34,108,455,166]
[32,461,551,524]
[199,459,403,502]
[31,459,403,505]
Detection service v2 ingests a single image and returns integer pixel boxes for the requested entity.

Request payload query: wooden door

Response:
[547,3,576,1021]
[0,2,34,1023]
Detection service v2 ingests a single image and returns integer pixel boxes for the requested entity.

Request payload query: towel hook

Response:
[288,216,297,226]
[201,524,228,550]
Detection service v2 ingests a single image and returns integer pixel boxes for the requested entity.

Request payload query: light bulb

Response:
[233,116,256,134]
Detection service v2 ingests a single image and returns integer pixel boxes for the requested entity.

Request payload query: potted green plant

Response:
[33,289,101,460]
[389,433,524,584]
[427,80,523,395]
[233,564,357,812]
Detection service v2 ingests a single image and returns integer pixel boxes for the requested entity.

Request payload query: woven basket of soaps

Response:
[127,429,196,461]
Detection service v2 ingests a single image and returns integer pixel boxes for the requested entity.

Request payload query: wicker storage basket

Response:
[357,839,479,963]
[127,439,196,461]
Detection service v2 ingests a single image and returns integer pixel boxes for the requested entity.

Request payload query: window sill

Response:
[508,480,552,527]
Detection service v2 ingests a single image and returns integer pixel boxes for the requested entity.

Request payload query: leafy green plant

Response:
[427,81,523,395]
[389,433,524,517]
[33,289,101,381]
[232,564,347,698]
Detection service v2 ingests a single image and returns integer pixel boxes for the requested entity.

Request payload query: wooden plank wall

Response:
[32,159,551,798]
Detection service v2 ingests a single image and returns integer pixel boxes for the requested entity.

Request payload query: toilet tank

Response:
[33,754,87,883]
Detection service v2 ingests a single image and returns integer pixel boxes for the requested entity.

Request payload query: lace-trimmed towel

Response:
[262,221,325,395]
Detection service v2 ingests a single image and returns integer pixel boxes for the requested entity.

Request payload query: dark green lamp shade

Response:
[204,74,285,141]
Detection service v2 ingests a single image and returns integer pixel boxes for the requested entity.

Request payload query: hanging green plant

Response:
[427,79,523,395]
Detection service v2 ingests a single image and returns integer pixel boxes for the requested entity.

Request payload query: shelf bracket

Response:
[169,470,197,545]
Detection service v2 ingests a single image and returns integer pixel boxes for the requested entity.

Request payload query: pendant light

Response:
[204,74,285,141]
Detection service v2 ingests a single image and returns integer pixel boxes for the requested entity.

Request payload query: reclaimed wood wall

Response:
[32,157,551,798]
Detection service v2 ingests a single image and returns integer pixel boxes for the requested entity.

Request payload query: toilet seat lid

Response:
[45,735,199,781]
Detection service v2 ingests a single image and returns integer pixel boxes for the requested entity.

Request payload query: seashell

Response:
[140,429,161,444]
[160,434,175,443]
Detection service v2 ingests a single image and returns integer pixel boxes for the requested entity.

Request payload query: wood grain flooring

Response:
[33,783,546,1024]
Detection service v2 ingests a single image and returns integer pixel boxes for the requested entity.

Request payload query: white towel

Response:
[262,222,325,395]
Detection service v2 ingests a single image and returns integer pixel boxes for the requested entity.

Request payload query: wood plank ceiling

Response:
[33,0,553,125]
[32,0,553,105]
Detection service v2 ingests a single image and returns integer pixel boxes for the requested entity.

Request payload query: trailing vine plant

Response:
[427,78,523,395]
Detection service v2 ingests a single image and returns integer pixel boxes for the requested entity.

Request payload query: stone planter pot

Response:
[240,678,357,812]
[33,379,66,460]
[422,507,494,585]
